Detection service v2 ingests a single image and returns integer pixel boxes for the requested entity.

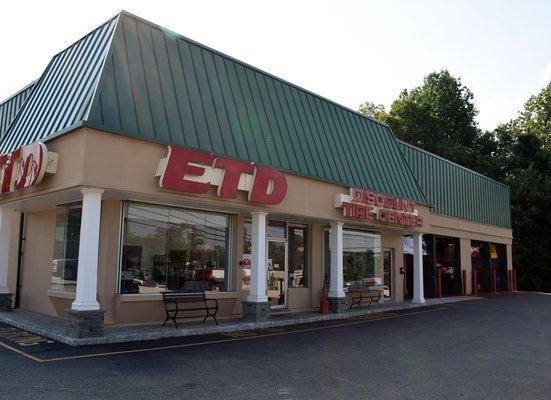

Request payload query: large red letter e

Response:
[160,146,215,194]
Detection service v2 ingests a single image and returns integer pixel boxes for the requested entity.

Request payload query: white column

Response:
[247,211,268,303]
[71,188,104,311]
[0,210,14,295]
[413,232,425,304]
[328,221,345,299]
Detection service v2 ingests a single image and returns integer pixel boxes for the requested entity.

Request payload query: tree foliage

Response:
[358,101,387,121]
[359,75,551,291]
[361,70,488,170]
[494,84,551,291]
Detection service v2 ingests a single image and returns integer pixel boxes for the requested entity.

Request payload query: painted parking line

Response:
[222,331,258,338]
[0,307,446,363]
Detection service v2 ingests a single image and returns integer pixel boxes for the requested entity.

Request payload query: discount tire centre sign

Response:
[335,188,423,228]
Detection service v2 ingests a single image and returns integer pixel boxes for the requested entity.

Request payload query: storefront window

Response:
[325,228,383,290]
[242,219,252,291]
[289,227,307,288]
[241,220,307,290]
[51,204,82,292]
[120,203,233,294]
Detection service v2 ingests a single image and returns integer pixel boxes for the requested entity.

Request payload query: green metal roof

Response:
[0,11,428,205]
[398,140,511,228]
[0,15,118,153]
[0,11,513,229]
[0,82,35,140]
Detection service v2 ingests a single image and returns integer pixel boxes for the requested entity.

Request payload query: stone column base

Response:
[242,301,271,322]
[0,293,13,311]
[65,309,106,339]
[328,296,347,314]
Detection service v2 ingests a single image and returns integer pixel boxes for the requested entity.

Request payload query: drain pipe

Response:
[14,212,25,309]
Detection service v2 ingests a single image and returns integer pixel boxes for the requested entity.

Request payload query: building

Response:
[0,12,513,338]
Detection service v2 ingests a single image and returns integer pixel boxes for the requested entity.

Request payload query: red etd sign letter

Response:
[248,165,287,204]
[16,142,47,189]
[0,148,21,194]
[213,158,254,199]
[160,146,215,194]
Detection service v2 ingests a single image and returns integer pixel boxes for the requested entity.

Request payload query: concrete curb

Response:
[0,296,482,346]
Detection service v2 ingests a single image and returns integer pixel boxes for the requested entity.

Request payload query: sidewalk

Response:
[0,296,481,346]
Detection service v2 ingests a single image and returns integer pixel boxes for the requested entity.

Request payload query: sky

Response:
[0,0,550,131]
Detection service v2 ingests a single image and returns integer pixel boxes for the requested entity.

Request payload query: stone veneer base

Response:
[328,296,347,313]
[242,301,271,322]
[0,293,13,312]
[65,309,106,339]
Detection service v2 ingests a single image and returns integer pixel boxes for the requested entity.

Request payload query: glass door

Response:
[267,239,287,309]
[383,248,393,299]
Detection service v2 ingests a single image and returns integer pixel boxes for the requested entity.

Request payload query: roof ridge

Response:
[0,16,119,153]
[396,139,510,189]
[0,81,36,107]
[82,15,123,122]
[117,11,391,131]
[48,13,121,61]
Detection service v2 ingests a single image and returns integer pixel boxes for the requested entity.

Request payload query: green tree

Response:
[358,101,387,121]
[517,82,551,148]
[359,70,551,292]
[493,83,551,291]
[361,70,487,170]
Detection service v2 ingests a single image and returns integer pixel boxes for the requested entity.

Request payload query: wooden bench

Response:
[162,291,219,328]
[348,285,382,309]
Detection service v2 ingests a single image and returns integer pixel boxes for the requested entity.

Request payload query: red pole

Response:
[513,269,517,291]
[437,269,442,298]
[472,269,478,296]
[462,270,467,296]
[492,269,497,293]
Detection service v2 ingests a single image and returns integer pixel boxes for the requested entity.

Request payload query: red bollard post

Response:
[462,270,467,296]
[513,269,517,291]
[492,269,497,293]
[472,269,478,296]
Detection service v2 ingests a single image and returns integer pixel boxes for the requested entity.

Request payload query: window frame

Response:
[50,201,83,293]
[117,201,236,295]
[288,224,309,288]
[323,226,383,290]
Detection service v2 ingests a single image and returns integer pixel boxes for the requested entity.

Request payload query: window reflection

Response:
[120,203,232,294]
[289,227,307,288]
[51,203,82,292]
[324,229,383,289]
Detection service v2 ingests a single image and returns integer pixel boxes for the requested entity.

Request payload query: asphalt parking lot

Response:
[0,292,550,400]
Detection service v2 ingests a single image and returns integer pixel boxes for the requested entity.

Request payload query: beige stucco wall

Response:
[382,234,404,302]
[19,210,73,315]
[6,211,21,307]
[460,238,473,295]
[1,128,514,325]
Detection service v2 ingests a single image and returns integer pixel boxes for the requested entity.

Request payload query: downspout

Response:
[14,212,25,309]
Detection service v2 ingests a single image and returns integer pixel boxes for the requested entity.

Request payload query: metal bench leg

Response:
[349,297,363,309]
[203,300,219,325]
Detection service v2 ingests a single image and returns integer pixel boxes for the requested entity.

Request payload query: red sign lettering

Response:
[248,165,287,204]
[213,157,254,199]
[0,142,51,195]
[339,187,423,228]
[157,146,288,205]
